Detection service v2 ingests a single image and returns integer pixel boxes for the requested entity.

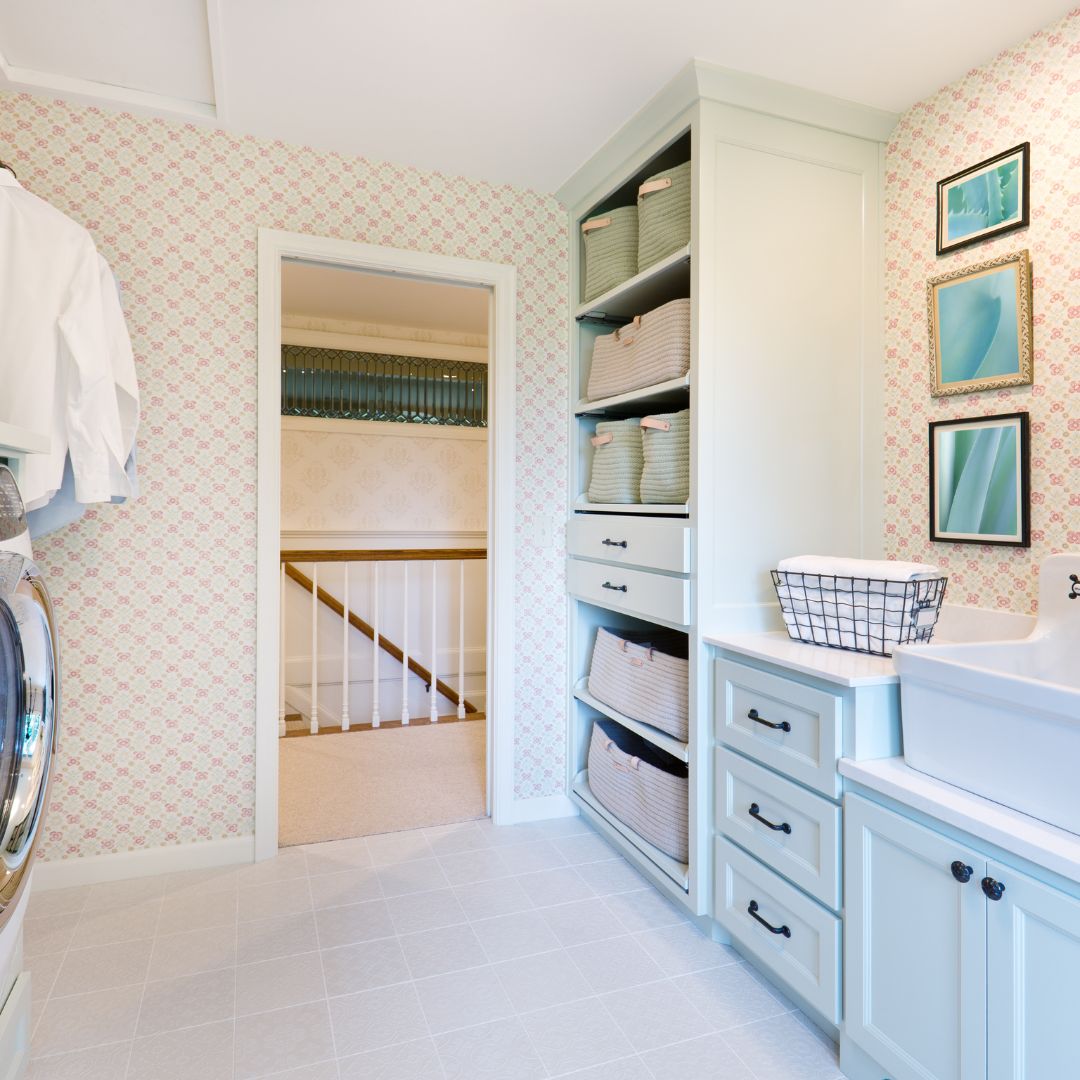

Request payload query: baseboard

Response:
[32,835,255,891]
[497,792,578,826]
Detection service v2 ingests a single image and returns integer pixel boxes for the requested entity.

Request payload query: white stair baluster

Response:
[401,562,410,725]
[457,560,466,720]
[371,561,381,728]
[430,561,439,724]
[310,562,319,734]
[341,562,350,731]
[279,562,287,737]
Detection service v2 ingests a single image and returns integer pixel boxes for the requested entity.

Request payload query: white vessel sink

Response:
[894,553,1080,834]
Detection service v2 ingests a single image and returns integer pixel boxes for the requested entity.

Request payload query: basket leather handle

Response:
[640,416,670,431]
[581,217,612,233]
[638,177,672,197]
[605,740,640,772]
[591,432,614,447]
[614,315,641,345]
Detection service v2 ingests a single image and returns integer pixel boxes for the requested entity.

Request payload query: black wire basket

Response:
[771,571,948,657]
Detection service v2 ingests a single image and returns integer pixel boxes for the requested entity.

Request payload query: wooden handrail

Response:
[283,562,479,714]
[280,548,487,563]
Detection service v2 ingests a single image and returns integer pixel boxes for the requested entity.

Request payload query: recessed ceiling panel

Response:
[0,0,215,105]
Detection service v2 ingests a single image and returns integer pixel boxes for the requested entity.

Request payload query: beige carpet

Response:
[278,721,486,847]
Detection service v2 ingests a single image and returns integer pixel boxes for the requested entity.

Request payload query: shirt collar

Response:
[0,168,22,188]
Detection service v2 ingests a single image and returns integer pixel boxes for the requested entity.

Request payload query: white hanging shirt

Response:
[0,169,131,509]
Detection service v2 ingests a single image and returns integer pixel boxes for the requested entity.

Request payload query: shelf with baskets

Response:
[573,677,689,762]
[574,244,691,323]
[571,497,689,517]
[574,374,690,418]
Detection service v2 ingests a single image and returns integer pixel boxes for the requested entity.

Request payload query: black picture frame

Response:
[929,411,1030,548]
[936,143,1030,257]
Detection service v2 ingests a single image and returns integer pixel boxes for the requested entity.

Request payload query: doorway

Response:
[255,230,517,860]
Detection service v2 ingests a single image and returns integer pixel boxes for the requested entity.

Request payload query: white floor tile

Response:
[553,833,619,865]
[568,935,664,995]
[156,888,238,935]
[601,890,687,934]
[52,939,153,998]
[136,968,236,1037]
[376,858,450,898]
[235,1001,336,1079]
[520,866,595,909]
[435,1017,546,1080]
[437,847,512,886]
[33,985,143,1057]
[339,1036,443,1080]
[236,951,327,1016]
[239,911,320,964]
[257,1064,340,1080]
[454,876,534,921]
[633,922,739,977]
[328,983,429,1057]
[162,865,240,898]
[321,938,410,996]
[720,1011,844,1080]
[313,899,394,950]
[415,965,515,1034]
[470,909,561,963]
[673,963,791,1032]
[27,1041,132,1080]
[307,867,382,910]
[387,887,468,936]
[422,821,488,856]
[236,848,308,886]
[239,877,314,922]
[149,923,237,980]
[399,921,486,979]
[489,839,567,876]
[521,997,629,1077]
[128,1019,235,1080]
[561,1055,654,1080]
[26,885,90,921]
[24,951,64,1002]
[639,1032,754,1079]
[600,979,714,1053]
[574,859,648,897]
[70,898,162,949]
[542,897,625,947]
[84,876,166,910]
[22,914,77,958]
[303,836,373,875]
[365,831,435,866]
[494,948,593,1013]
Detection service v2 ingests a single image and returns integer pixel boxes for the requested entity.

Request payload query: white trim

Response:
[280,529,487,546]
[31,836,254,891]
[204,0,228,125]
[281,416,487,442]
[497,793,578,826]
[283,314,487,349]
[282,327,487,365]
[258,229,517,859]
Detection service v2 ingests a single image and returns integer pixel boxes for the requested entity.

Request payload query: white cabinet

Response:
[845,793,1080,1080]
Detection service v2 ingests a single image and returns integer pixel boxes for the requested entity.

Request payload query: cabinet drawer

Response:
[715,836,840,1024]
[715,659,842,798]
[567,515,691,574]
[717,749,841,910]
[568,558,690,627]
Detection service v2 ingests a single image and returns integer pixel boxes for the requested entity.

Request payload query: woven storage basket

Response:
[637,161,691,272]
[588,717,689,863]
[587,418,642,504]
[586,298,691,402]
[588,627,689,742]
[582,206,638,303]
[639,408,690,504]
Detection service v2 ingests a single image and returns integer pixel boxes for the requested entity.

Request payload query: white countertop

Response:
[840,756,1080,885]
[705,631,898,687]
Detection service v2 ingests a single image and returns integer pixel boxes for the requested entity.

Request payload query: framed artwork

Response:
[936,143,1029,255]
[927,249,1032,397]
[929,412,1030,547]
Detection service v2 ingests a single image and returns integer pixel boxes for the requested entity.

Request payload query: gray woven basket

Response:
[639,408,690,504]
[588,719,688,863]
[588,627,689,741]
[586,298,691,402]
[587,418,642,504]
[637,161,691,272]
[582,206,638,303]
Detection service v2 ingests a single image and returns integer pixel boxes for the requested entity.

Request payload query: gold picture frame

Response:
[927,249,1033,398]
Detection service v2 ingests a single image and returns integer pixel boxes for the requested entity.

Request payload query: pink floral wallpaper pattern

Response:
[881,9,1079,612]
[0,93,570,859]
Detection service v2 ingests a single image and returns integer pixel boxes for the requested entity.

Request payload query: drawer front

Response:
[714,836,840,1024]
[567,515,691,574]
[715,659,842,797]
[717,749,841,910]
[568,558,690,627]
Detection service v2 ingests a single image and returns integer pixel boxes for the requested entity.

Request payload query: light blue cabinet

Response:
[845,793,1080,1080]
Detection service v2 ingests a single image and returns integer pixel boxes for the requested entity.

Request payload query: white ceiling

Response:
[0,1,1073,192]
[282,261,490,336]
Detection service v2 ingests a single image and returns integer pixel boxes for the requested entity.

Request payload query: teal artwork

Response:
[931,413,1029,546]
[936,265,1020,384]
[946,159,1020,245]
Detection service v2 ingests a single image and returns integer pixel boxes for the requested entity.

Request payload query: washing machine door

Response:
[0,564,58,921]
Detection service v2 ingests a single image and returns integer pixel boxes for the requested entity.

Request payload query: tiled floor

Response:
[23,817,845,1080]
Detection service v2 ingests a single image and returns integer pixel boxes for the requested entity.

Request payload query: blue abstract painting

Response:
[935,263,1021,386]
[945,158,1021,245]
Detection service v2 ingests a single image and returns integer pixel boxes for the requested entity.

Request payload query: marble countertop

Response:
[840,756,1080,885]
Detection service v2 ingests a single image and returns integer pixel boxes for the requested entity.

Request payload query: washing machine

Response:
[0,464,60,1078]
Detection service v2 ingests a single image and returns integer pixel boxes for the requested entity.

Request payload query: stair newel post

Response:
[457,560,466,720]
[279,562,287,737]
[400,562,410,725]
[371,561,381,728]
[430,561,439,724]
[310,562,319,735]
[341,562,350,731]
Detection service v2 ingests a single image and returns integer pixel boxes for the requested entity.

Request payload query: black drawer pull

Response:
[747,707,791,733]
[748,899,791,938]
[602,582,628,592]
[981,877,1006,901]
[951,861,973,884]
[602,538,628,548]
[749,803,791,834]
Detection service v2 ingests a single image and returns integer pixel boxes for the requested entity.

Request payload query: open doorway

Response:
[255,231,517,860]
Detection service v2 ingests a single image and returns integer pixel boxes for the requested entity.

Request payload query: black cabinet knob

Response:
[981,877,1006,901]
[951,861,973,884]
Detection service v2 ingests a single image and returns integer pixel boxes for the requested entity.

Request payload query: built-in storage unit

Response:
[560,63,895,916]
[842,784,1080,1080]
[0,422,50,489]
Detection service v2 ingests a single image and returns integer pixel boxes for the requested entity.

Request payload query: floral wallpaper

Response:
[881,10,1079,612]
[0,92,569,860]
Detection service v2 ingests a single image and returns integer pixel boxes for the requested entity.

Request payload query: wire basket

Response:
[771,571,948,657]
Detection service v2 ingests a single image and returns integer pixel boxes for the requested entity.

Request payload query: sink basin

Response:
[894,553,1080,834]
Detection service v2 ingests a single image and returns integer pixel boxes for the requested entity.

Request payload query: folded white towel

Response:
[777,555,940,581]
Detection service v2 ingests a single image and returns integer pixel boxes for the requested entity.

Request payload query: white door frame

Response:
[255,228,516,859]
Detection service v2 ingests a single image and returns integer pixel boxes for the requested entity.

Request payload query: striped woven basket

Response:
[588,627,689,742]
[586,418,642,504]
[587,717,688,863]
[639,408,690,504]
[582,206,638,303]
[637,161,691,272]
[586,298,691,402]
